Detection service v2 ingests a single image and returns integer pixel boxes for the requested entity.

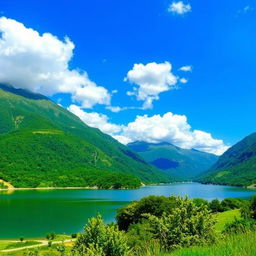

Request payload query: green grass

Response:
[164,232,256,256]
[0,240,41,250]
[214,209,241,232]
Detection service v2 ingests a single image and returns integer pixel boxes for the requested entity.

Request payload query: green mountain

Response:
[0,84,170,188]
[198,133,256,186]
[127,141,218,180]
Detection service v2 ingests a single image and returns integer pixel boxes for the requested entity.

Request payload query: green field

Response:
[165,232,256,256]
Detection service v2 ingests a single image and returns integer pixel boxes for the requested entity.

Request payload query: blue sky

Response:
[0,0,255,155]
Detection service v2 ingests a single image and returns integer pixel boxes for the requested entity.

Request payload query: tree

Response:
[116,195,179,231]
[73,214,129,256]
[146,196,216,251]
[209,199,223,213]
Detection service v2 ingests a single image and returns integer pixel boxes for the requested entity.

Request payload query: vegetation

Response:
[2,195,256,256]
[128,141,218,180]
[0,240,40,250]
[198,132,256,186]
[72,215,129,256]
[0,84,171,189]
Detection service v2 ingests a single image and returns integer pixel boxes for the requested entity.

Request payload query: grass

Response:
[214,209,241,232]
[3,243,73,256]
[164,232,256,256]
[0,240,41,250]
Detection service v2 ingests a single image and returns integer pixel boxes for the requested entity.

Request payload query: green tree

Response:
[116,195,179,231]
[73,214,129,256]
[209,199,223,213]
[146,196,216,251]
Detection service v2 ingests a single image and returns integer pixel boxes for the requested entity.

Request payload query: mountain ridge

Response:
[0,84,171,188]
[198,132,256,186]
[128,141,218,180]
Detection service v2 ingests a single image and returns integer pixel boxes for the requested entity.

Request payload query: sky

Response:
[0,0,255,155]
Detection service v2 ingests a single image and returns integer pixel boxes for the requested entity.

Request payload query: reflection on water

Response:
[0,183,255,238]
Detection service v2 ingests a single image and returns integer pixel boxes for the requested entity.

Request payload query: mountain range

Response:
[198,132,256,186]
[128,141,218,180]
[0,84,171,189]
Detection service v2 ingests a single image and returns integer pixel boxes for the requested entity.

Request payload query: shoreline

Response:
[0,181,255,192]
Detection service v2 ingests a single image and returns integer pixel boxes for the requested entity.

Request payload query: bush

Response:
[193,198,209,207]
[71,233,78,238]
[46,232,56,240]
[146,196,216,251]
[73,214,129,256]
[116,195,179,231]
[224,219,256,234]
[241,196,256,220]
[209,199,224,213]
[221,198,244,211]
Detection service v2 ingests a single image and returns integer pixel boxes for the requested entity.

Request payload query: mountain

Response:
[127,141,218,180]
[198,133,256,186]
[0,84,170,188]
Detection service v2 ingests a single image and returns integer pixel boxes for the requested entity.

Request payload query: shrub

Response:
[46,232,56,240]
[116,195,179,231]
[73,214,129,256]
[146,196,216,251]
[241,196,256,220]
[221,198,244,211]
[71,233,78,238]
[224,218,256,234]
[209,199,224,213]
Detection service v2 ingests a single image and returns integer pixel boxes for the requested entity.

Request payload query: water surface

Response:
[0,183,255,238]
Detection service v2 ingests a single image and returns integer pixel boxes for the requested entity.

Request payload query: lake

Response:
[0,182,255,239]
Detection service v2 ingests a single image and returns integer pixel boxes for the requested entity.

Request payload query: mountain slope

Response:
[0,84,170,188]
[198,133,256,186]
[128,141,218,180]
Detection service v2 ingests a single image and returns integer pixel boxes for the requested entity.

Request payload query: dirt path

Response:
[1,239,75,253]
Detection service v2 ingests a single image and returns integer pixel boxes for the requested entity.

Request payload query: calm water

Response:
[0,183,255,238]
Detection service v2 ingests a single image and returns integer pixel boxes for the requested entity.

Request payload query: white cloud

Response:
[180,78,188,84]
[179,65,192,72]
[168,1,192,15]
[0,17,111,108]
[125,62,178,109]
[68,105,122,135]
[69,105,229,156]
[120,113,229,155]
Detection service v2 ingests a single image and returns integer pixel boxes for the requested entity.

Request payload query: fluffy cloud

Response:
[120,113,229,155]
[69,105,228,155]
[68,105,122,135]
[0,17,111,108]
[168,1,192,15]
[179,65,193,72]
[125,62,178,109]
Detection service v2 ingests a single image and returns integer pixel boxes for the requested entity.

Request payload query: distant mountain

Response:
[128,141,218,180]
[0,84,170,188]
[198,133,256,186]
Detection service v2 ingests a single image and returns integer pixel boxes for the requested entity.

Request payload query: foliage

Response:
[73,214,129,256]
[145,197,216,251]
[164,232,256,256]
[209,199,224,213]
[198,132,256,186]
[214,209,241,232]
[0,85,171,189]
[46,232,56,240]
[116,195,180,231]
[220,198,245,211]
[241,195,256,220]
[224,218,256,234]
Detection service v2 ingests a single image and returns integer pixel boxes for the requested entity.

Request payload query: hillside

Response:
[128,141,218,180]
[0,84,170,188]
[198,133,256,186]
